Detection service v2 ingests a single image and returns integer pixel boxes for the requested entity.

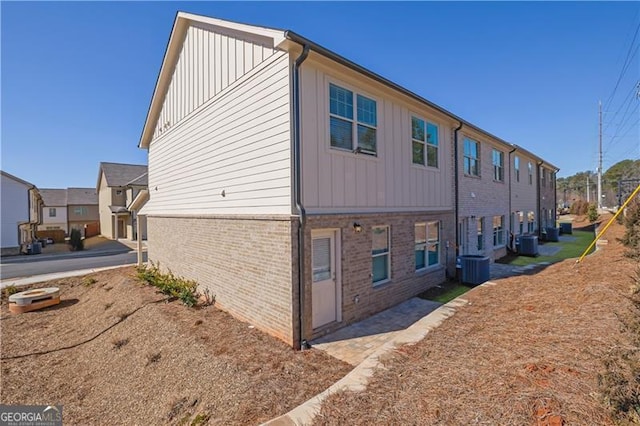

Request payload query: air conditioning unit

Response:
[460,255,490,286]
[519,235,539,256]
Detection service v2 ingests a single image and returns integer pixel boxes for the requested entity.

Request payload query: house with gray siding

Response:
[138,12,557,348]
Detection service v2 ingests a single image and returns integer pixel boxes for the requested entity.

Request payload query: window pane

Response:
[426,123,438,146]
[329,84,353,119]
[428,243,439,266]
[357,125,377,153]
[357,95,377,126]
[427,145,438,168]
[330,117,353,150]
[464,158,470,175]
[471,159,479,176]
[312,237,331,282]
[415,224,426,244]
[427,222,439,242]
[415,250,426,270]
[412,117,425,141]
[412,141,425,165]
[372,255,389,282]
[372,227,388,254]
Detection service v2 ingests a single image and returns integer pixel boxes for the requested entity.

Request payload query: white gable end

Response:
[153,22,279,140]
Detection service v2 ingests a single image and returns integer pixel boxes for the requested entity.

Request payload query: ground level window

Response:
[415,222,440,270]
[527,211,535,233]
[477,217,484,250]
[372,226,390,285]
[493,216,505,246]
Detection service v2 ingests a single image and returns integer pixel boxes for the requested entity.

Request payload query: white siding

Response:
[144,51,291,215]
[1,174,29,248]
[154,24,277,140]
[300,58,454,213]
[39,205,68,233]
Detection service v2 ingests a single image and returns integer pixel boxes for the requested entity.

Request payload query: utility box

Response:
[519,235,539,256]
[560,222,572,234]
[460,255,490,286]
[546,227,559,242]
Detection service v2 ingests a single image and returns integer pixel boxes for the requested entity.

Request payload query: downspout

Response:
[536,161,543,237]
[453,122,463,263]
[292,43,310,350]
[507,147,516,251]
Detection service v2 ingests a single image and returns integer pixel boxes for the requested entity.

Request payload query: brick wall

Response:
[147,215,297,346]
[303,211,455,341]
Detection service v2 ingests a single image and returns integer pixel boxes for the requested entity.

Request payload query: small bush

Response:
[621,199,640,259]
[112,337,129,350]
[4,285,19,298]
[69,229,84,251]
[570,199,589,216]
[136,263,198,307]
[587,204,599,222]
[82,277,97,287]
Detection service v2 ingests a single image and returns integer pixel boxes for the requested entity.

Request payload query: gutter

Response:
[536,161,543,237]
[292,43,310,350]
[507,147,516,251]
[453,122,463,260]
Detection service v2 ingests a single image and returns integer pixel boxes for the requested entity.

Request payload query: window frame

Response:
[372,225,391,286]
[493,215,505,247]
[514,156,520,182]
[477,217,484,251]
[411,115,439,168]
[528,162,533,185]
[463,138,480,177]
[49,207,56,217]
[492,149,504,182]
[329,82,378,156]
[74,206,87,216]
[415,221,440,271]
[527,211,535,233]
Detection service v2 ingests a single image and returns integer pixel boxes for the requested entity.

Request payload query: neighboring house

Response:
[38,189,69,234]
[1,171,42,256]
[67,188,100,237]
[97,162,148,240]
[137,13,557,348]
[539,163,559,231]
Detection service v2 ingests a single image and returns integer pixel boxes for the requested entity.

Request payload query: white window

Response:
[411,116,439,167]
[541,169,546,187]
[463,138,480,176]
[518,211,524,234]
[528,162,533,185]
[329,83,377,155]
[477,217,484,250]
[415,222,440,270]
[514,156,520,182]
[372,226,390,285]
[492,149,504,182]
[49,208,56,217]
[527,211,535,233]
[493,215,505,246]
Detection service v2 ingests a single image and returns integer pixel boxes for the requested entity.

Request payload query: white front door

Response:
[312,231,338,329]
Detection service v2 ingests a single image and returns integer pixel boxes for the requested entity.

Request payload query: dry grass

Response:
[316,218,639,425]
[0,267,351,425]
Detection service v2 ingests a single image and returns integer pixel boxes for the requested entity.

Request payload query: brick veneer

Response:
[303,211,455,341]
[147,215,297,345]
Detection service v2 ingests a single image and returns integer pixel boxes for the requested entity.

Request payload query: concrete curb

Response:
[0,249,135,265]
[262,280,499,426]
[0,264,136,289]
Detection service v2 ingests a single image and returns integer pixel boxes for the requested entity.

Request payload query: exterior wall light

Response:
[353,222,363,233]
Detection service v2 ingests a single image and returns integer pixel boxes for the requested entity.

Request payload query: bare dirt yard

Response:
[0,268,351,425]
[316,217,640,425]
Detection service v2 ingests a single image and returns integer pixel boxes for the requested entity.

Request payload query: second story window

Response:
[528,162,533,185]
[541,169,546,187]
[411,117,439,167]
[116,190,123,196]
[492,149,504,182]
[49,208,56,217]
[74,207,88,216]
[514,156,520,182]
[329,83,377,155]
[463,138,480,176]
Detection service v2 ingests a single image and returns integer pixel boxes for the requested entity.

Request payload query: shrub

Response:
[136,263,198,307]
[570,199,589,215]
[621,198,640,259]
[587,203,599,223]
[3,285,19,299]
[69,229,84,251]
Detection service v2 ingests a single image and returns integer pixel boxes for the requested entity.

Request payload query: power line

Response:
[603,80,639,134]
[604,20,640,110]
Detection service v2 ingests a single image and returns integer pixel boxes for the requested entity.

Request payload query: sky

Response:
[2,1,639,189]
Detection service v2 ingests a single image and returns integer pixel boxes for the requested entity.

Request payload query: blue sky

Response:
[2,1,639,188]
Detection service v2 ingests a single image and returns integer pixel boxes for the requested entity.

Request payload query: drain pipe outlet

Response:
[292,43,310,350]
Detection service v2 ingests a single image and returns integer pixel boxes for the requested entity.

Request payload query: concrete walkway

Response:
[311,298,442,366]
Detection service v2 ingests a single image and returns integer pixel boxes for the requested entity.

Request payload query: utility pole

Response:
[587,174,590,203]
[598,100,603,209]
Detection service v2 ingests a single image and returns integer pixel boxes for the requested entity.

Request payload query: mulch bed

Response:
[315,218,639,425]
[0,268,351,425]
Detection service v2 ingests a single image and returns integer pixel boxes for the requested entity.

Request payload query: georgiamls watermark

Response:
[0,405,62,426]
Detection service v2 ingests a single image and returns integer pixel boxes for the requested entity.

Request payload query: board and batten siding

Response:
[145,50,291,216]
[153,23,277,140]
[299,58,454,213]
